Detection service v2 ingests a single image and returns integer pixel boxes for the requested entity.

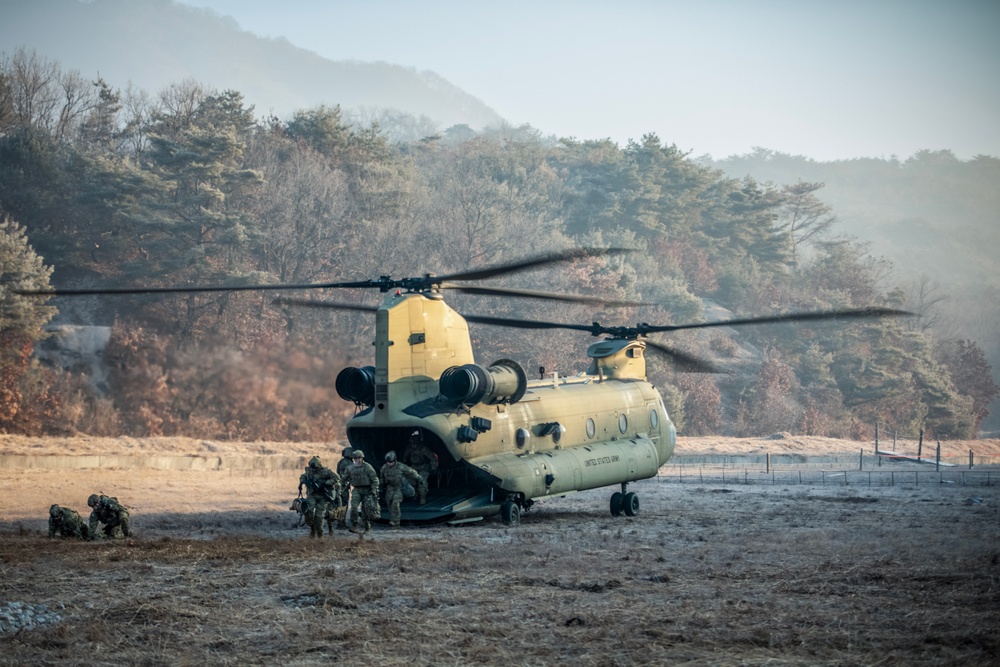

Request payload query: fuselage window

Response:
[586,417,596,439]
[618,413,628,434]
[650,409,659,429]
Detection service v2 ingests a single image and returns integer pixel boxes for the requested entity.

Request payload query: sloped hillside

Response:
[1,0,503,130]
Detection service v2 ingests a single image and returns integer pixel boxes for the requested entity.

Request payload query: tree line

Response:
[1,50,996,440]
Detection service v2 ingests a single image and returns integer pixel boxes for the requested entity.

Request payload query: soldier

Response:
[48,504,88,539]
[402,430,438,484]
[344,449,379,536]
[87,494,131,539]
[298,456,341,539]
[336,447,355,528]
[380,450,428,528]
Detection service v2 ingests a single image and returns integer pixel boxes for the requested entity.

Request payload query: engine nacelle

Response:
[336,366,376,406]
[439,358,527,406]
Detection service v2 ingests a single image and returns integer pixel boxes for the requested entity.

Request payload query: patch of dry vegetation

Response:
[2,469,998,666]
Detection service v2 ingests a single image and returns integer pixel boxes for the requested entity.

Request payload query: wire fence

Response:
[657,462,998,488]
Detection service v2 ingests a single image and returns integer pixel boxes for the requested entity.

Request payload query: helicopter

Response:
[19,248,909,526]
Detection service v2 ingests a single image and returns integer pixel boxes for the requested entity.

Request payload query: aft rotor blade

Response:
[644,340,720,374]
[462,314,598,333]
[441,283,646,307]
[434,247,634,283]
[638,308,913,334]
[272,298,378,313]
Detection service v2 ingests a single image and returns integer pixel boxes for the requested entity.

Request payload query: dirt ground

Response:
[1,436,998,666]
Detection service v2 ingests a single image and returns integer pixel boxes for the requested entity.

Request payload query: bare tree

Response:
[905,274,952,334]
[347,106,440,144]
[0,48,95,140]
[119,83,154,156]
[779,180,836,264]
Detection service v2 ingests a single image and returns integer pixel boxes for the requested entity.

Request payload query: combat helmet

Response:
[385,450,397,462]
[308,456,322,469]
[341,447,354,459]
[87,494,99,508]
[49,504,61,517]
[352,449,364,459]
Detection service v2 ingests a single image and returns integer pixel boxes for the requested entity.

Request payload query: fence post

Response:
[969,450,974,469]
[918,428,923,460]
[875,422,879,453]
[766,452,770,474]
[936,442,941,471]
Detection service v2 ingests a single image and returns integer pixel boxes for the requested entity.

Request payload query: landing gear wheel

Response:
[501,500,520,526]
[610,491,624,517]
[623,491,639,516]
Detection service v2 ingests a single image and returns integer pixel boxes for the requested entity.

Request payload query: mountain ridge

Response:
[1,0,504,131]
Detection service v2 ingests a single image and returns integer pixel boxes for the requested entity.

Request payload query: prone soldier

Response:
[380,451,427,528]
[48,504,89,539]
[344,449,379,536]
[87,494,131,539]
[298,456,341,539]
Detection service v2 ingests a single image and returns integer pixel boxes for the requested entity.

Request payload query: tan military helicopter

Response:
[22,248,907,526]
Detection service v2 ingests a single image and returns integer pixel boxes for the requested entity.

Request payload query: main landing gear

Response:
[501,495,532,527]
[609,482,639,517]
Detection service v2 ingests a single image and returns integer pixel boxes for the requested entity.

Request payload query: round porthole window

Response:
[618,413,628,434]
[650,409,659,429]
[586,418,596,439]
[552,423,565,444]
[515,427,530,449]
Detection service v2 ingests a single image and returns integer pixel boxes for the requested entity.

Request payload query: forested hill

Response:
[710,149,1000,430]
[1,49,998,441]
[0,0,503,134]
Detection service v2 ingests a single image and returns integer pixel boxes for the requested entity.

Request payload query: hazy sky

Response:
[178,0,1000,161]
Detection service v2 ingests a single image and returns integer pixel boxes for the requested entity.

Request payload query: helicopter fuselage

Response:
[340,291,675,524]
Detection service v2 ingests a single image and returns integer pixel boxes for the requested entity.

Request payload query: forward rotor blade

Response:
[643,339,721,374]
[639,308,913,334]
[434,247,634,283]
[441,283,646,307]
[15,247,635,297]
[14,279,381,297]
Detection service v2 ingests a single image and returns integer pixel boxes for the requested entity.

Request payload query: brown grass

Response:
[1,438,999,666]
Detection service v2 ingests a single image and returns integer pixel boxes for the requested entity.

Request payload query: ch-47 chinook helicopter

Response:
[20,248,908,526]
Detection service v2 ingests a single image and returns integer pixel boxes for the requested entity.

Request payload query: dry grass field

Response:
[1,436,998,666]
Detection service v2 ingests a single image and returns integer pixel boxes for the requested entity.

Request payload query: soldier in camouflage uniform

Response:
[403,430,438,485]
[335,447,355,529]
[298,456,341,538]
[48,504,89,539]
[345,449,379,535]
[87,494,131,539]
[380,451,427,528]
